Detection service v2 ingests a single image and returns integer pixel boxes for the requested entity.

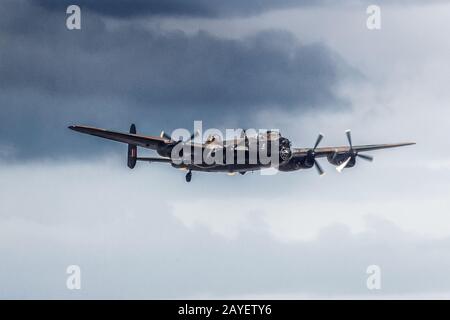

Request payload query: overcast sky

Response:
[1,0,450,299]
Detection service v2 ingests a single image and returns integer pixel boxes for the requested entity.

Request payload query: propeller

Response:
[336,156,352,173]
[313,133,324,151]
[345,129,352,149]
[336,130,373,172]
[160,131,172,141]
[314,158,325,176]
[306,133,325,176]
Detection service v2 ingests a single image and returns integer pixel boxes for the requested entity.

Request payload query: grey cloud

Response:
[0,0,447,300]
[0,161,448,298]
[2,27,348,109]
[1,170,449,298]
[0,1,354,159]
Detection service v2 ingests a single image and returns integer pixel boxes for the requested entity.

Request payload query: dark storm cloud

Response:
[34,0,442,18]
[0,1,354,159]
[35,0,318,18]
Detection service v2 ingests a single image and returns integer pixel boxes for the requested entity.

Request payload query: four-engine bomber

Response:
[69,124,415,182]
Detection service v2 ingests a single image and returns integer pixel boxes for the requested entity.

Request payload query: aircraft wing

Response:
[68,125,169,150]
[292,142,416,158]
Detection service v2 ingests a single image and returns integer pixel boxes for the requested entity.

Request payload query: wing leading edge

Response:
[68,125,169,150]
[293,142,416,157]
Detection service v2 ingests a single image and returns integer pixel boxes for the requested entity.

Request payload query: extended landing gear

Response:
[185,170,192,183]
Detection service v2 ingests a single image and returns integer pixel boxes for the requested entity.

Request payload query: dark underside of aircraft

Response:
[69,124,415,182]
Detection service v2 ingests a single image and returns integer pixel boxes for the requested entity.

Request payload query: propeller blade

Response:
[357,153,374,162]
[345,129,353,149]
[313,133,324,151]
[160,131,172,141]
[336,156,352,173]
[314,159,325,176]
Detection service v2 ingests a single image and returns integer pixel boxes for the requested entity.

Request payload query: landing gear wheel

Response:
[185,170,192,183]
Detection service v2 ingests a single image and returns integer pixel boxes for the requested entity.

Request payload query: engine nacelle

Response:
[278,157,301,171]
[278,155,314,172]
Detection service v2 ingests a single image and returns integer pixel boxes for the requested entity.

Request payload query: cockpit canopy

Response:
[259,130,281,141]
